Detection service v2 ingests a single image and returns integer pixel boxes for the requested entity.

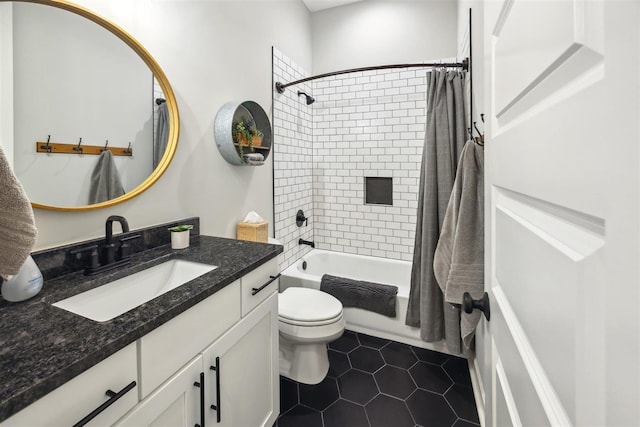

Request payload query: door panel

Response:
[494,355,522,427]
[485,0,639,425]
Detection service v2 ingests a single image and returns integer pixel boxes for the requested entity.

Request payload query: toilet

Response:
[278,287,345,385]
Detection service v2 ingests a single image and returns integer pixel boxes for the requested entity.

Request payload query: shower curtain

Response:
[153,101,169,169]
[405,69,468,354]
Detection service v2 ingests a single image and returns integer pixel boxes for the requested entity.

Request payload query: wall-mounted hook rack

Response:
[35,138,133,157]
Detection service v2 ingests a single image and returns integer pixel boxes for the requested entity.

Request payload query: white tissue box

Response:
[237,221,268,243]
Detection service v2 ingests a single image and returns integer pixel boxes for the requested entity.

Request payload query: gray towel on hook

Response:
[320,274,398,317]
[433,140,484,349]
[88,150,125,204]
[0,145,37,278]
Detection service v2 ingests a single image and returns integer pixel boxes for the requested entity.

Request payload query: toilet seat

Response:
[278,288,343,326]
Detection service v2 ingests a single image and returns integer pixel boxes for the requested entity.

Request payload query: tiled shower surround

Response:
[273,48,314,271]
[273,49,428,268]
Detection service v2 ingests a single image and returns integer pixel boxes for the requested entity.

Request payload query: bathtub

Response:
[280,249,448,353]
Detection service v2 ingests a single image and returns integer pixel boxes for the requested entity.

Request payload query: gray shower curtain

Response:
[153,102,169,169]
[405,69,467,354]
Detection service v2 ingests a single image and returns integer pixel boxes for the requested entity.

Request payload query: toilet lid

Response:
[279,287,343,323]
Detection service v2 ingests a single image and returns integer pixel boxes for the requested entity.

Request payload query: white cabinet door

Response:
[202,292,278,427]
[115,356,203,427]
[484,0,639,426]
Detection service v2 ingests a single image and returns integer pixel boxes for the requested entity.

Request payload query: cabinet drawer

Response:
[139,281,240,398]
[2,343,138,427]
[241,258,279,316]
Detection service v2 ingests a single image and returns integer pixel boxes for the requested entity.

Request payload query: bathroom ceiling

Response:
[302,0,365,12]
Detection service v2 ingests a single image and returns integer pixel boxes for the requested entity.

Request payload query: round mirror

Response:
[0,0,179,211]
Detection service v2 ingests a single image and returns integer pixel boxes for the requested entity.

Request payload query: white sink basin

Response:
[53,260,217,322]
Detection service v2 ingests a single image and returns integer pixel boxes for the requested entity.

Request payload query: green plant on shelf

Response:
[233,116,263,163]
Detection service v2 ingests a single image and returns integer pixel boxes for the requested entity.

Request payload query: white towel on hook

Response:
[0,145,38,278]
[433,140,484,349]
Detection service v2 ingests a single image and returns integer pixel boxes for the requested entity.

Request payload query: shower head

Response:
[297,91,315,105]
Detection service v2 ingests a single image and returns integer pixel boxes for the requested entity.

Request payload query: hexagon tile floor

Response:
[274,330,480,427]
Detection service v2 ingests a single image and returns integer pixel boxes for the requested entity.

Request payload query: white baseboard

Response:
[468,356,485,427]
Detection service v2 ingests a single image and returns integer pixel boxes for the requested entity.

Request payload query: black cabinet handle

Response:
[194,372,205,427]
[209,357,221,423]
[73,380,136,427]
[251,274,281,296]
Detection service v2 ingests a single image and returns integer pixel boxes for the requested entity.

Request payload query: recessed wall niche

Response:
[365,177,393,206]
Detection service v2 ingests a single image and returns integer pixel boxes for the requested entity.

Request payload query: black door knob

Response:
[462,291,490,321]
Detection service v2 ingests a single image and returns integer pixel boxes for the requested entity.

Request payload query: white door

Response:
[484,0,639,426]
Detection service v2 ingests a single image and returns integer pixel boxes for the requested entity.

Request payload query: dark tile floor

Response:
[275,330,480,427]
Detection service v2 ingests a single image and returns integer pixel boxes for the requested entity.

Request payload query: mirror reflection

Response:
[6,2,170,208]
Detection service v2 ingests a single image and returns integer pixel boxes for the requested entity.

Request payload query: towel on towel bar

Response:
[88,150,125,204]
[320,274,398,317]
[433,140,484,349]
[0,145,37,278]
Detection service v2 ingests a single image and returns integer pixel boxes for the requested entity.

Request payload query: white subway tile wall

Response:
[273,48,314,271]
[313,69,426,262]
[274,48,428,266]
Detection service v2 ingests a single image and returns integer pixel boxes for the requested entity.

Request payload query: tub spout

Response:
[299,239,315,248]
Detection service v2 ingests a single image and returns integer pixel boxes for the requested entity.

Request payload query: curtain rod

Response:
[275,58,468,93]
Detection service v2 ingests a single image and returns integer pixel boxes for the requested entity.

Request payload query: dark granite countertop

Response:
[0,235,282,422]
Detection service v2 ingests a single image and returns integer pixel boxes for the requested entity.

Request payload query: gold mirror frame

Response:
[3,0,179,211]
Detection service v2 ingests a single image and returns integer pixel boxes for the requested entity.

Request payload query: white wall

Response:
[13,2,153,207]
[28,0,312,249]
[311,0,458,74]
[0,3,13,167]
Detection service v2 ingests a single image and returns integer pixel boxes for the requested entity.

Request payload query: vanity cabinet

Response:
[120,258,279,427]
[0,343,138,427]
[0,258,279,427]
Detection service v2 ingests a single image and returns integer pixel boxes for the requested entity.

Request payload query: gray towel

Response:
[433,140,484,348]
[0,145,37,277]
[88,151,125,204]
[320,274,398,317]
[153,102,169,169]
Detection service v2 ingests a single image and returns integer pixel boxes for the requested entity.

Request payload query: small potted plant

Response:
[168,224,193,249]
[233,116,263,163]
